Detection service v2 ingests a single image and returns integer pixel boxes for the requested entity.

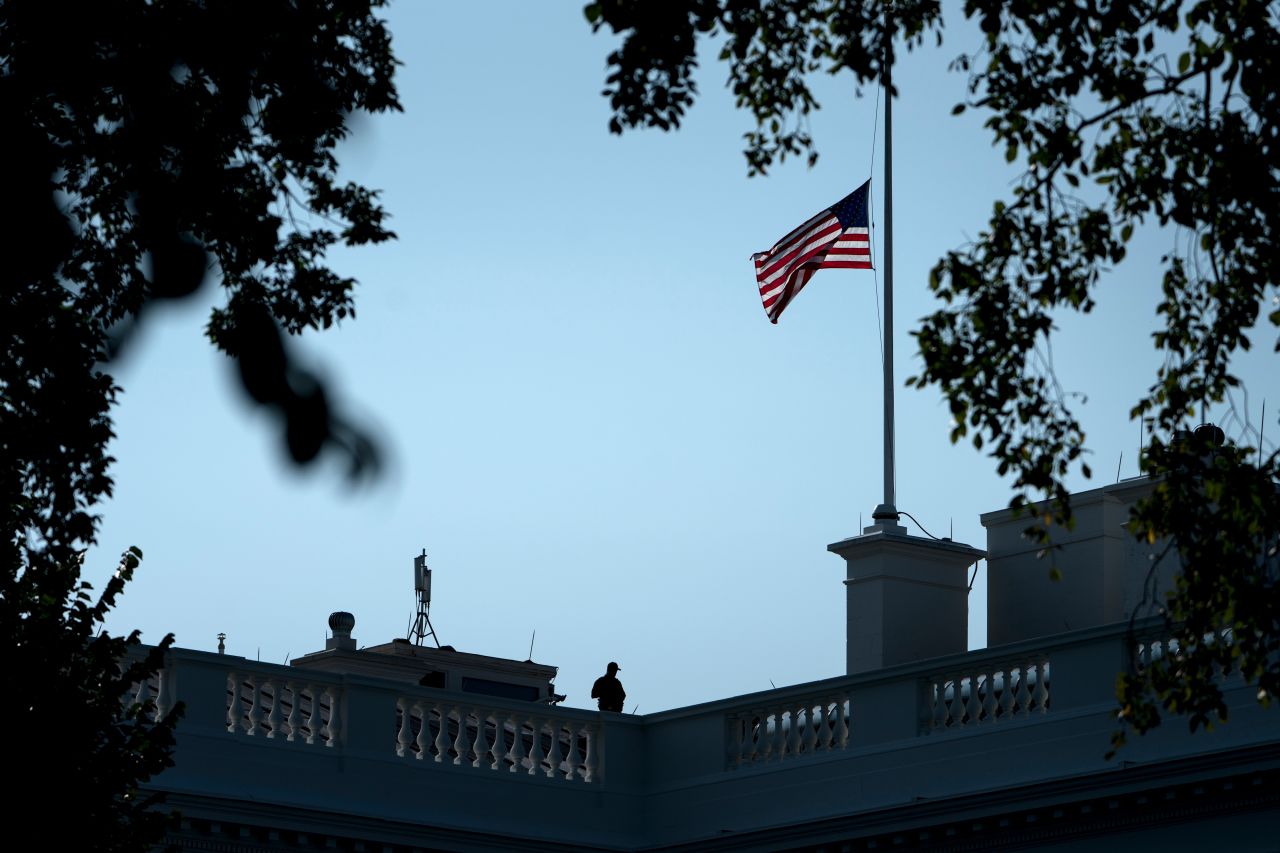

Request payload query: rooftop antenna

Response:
[408,549,441,648]
[526,630,536,662]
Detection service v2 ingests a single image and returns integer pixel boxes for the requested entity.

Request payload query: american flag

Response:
[753,180,873,323]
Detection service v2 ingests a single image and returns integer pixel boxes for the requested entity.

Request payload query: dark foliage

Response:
[586,0,1279,750]
[2,1,399,847]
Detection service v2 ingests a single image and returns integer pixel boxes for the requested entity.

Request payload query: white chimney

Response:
[830,525,984,675]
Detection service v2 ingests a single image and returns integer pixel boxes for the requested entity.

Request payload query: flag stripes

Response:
[752,181,873,323]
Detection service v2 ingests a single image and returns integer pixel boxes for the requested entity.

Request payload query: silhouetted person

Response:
[591,662,625,712]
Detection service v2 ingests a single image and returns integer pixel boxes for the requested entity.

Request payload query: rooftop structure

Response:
[291,614,560,703]
[137,478,1278,851]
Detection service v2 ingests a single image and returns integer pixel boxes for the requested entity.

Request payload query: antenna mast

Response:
[409,549,441,647]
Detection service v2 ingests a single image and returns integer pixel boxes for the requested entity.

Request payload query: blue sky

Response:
[86,2,1277,713]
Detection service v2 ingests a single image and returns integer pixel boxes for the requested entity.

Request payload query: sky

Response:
[85,2,1278,714]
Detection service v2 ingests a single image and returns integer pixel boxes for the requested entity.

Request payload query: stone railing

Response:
[158,654,609,782]
[1131,625,1240,679]
[924,652,1050,731]
[127,668,176,721]
[137,618,1280,849]
[141,621,1280,850]
[152,618,1215,811]
[226,670,343,747]
[395,696,599,782]
[725,691,850,767]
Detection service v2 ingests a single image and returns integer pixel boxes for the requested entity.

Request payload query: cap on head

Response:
[607,661,620,672]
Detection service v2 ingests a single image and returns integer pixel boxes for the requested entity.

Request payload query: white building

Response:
[140,478,1280,851]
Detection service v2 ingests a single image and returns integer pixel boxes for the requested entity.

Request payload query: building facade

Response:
[140,479,1280,851]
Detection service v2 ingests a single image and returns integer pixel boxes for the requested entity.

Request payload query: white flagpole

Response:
[872,17,899,528]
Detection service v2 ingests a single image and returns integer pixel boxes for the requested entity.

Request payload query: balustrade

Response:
[1133,636,1179,672]
[394,698,599,783]
[126,668,174,721]
[926,654,1050,731]
[726,693,850,768]
[1133,627,1237,680]
[153,623,1162,796]
[227,673,340,746]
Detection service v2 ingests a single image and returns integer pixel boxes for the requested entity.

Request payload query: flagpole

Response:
[872,14,899,528]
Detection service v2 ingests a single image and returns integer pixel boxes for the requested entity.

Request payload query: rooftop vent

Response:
[326,611,357,651]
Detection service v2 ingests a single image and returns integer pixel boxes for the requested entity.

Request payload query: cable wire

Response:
[899,509,941,540]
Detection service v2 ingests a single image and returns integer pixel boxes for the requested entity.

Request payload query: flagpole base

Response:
[866,503,906,534]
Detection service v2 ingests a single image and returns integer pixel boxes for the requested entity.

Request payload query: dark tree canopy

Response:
[2,1,399,847]
[587,0,1279,751]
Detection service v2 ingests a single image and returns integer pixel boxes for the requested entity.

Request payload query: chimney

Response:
[829,521,983,675]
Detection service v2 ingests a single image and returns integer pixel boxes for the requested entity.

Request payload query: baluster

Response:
[266,679,283,738]
[818,702,833,751]
[452,707,470,766]
[226,673,239,733]
[774,710,786,760]
[133,676,151,719]
[965,672,981,725]
[931,679,946,730]
[564,722,581,781]
[1014,663,1031,716]
[981,673,997,724]
[434,703,452,763]
[415,703,432,760]
[396,699,413,757]
[507,711,526,772]
[544,719,563,778]
[247,679,263,736]
[769,709,784,761]
[948,677,964,727]
[490,711,508,771]
[471,708,491,769]
[583,722,599,783]
[154,667,171,720]
[323,687,340,747]
[305,686,322,745]
[1033,658,1050,713]
[977,666,988,722]
[526,717,545,775]
[999,670,1015,720]
[836,698,849,748]
[752,711,768,762]
[286,682,303,742]
[802,704,818,753]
